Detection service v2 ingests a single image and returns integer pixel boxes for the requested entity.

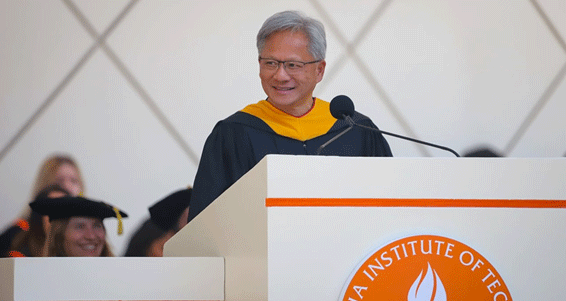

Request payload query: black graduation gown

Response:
[0,224,23,257]
[187,106,393,223]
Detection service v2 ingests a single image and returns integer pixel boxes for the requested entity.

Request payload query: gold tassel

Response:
[113,207,123,235]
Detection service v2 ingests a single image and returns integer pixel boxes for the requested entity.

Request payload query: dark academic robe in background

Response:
[188,98,392,222]
[0,224,23,257]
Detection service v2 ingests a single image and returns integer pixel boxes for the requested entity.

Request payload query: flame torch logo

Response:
[340,235,511,301]
[408,263,446,301]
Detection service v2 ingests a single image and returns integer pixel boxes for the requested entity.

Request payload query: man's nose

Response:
[273,63,291,80]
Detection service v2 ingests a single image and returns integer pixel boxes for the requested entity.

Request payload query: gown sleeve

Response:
[363,118,393,157]
[187,120,257,222]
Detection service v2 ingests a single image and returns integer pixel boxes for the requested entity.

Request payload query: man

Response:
[188,10,392,222]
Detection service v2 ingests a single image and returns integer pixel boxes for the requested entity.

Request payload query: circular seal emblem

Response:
[340,235,512,300]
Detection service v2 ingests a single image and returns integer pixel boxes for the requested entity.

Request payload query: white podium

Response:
[0,257,223,301]
[165,155,566,301]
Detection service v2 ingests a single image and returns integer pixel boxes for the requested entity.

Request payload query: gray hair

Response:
[257,10,326,60]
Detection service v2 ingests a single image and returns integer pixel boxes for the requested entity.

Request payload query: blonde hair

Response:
[16,154,85,224]
[43,219,114,257]
[9,155,86,256]
[32,154,85,198]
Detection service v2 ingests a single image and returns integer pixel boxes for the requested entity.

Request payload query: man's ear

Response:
[316,60,326,83]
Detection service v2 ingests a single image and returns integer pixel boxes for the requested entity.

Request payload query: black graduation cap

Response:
[149,188,192,231]
[463,147,502,157]
[29,196,128,234]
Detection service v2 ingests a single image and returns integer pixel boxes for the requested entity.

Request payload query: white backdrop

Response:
[1,0,565,255]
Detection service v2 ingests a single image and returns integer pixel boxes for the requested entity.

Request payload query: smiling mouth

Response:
[81,244,99,251]
[274,86,294,91]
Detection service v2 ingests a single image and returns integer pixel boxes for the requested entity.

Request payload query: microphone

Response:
[330,95,355,120]
[329,95,460,157]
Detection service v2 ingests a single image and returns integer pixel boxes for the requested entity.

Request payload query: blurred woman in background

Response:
[124,187,191,257]
[8,184,70,257]
[0,154,85,257]
[30,154,84,197]
[30,195,127,257]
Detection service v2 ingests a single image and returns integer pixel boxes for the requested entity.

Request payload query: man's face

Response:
[259,30,325,116]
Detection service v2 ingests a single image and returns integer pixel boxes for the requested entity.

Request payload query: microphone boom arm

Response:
[345,116,460,157]
[316,124,354,155]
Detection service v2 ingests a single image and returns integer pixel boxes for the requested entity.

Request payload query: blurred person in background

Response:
[0,154,85,257]
[6,184,70,257]
[124,187,191,257]
[122,219,167,257]
[30,154,84,197]
[30,195,127,257]
[462,146,503,157]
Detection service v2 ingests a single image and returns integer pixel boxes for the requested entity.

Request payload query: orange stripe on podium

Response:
[265,198,566,208]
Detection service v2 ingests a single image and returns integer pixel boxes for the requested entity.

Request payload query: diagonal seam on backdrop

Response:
[309,0,431,156]
[0,0,200,167]
[503,0,566,155]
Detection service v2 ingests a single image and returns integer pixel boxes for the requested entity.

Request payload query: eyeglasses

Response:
[259,57,321,74]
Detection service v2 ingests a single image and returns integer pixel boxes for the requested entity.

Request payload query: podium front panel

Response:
[265,156,566,301]
[166,155,566,301]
